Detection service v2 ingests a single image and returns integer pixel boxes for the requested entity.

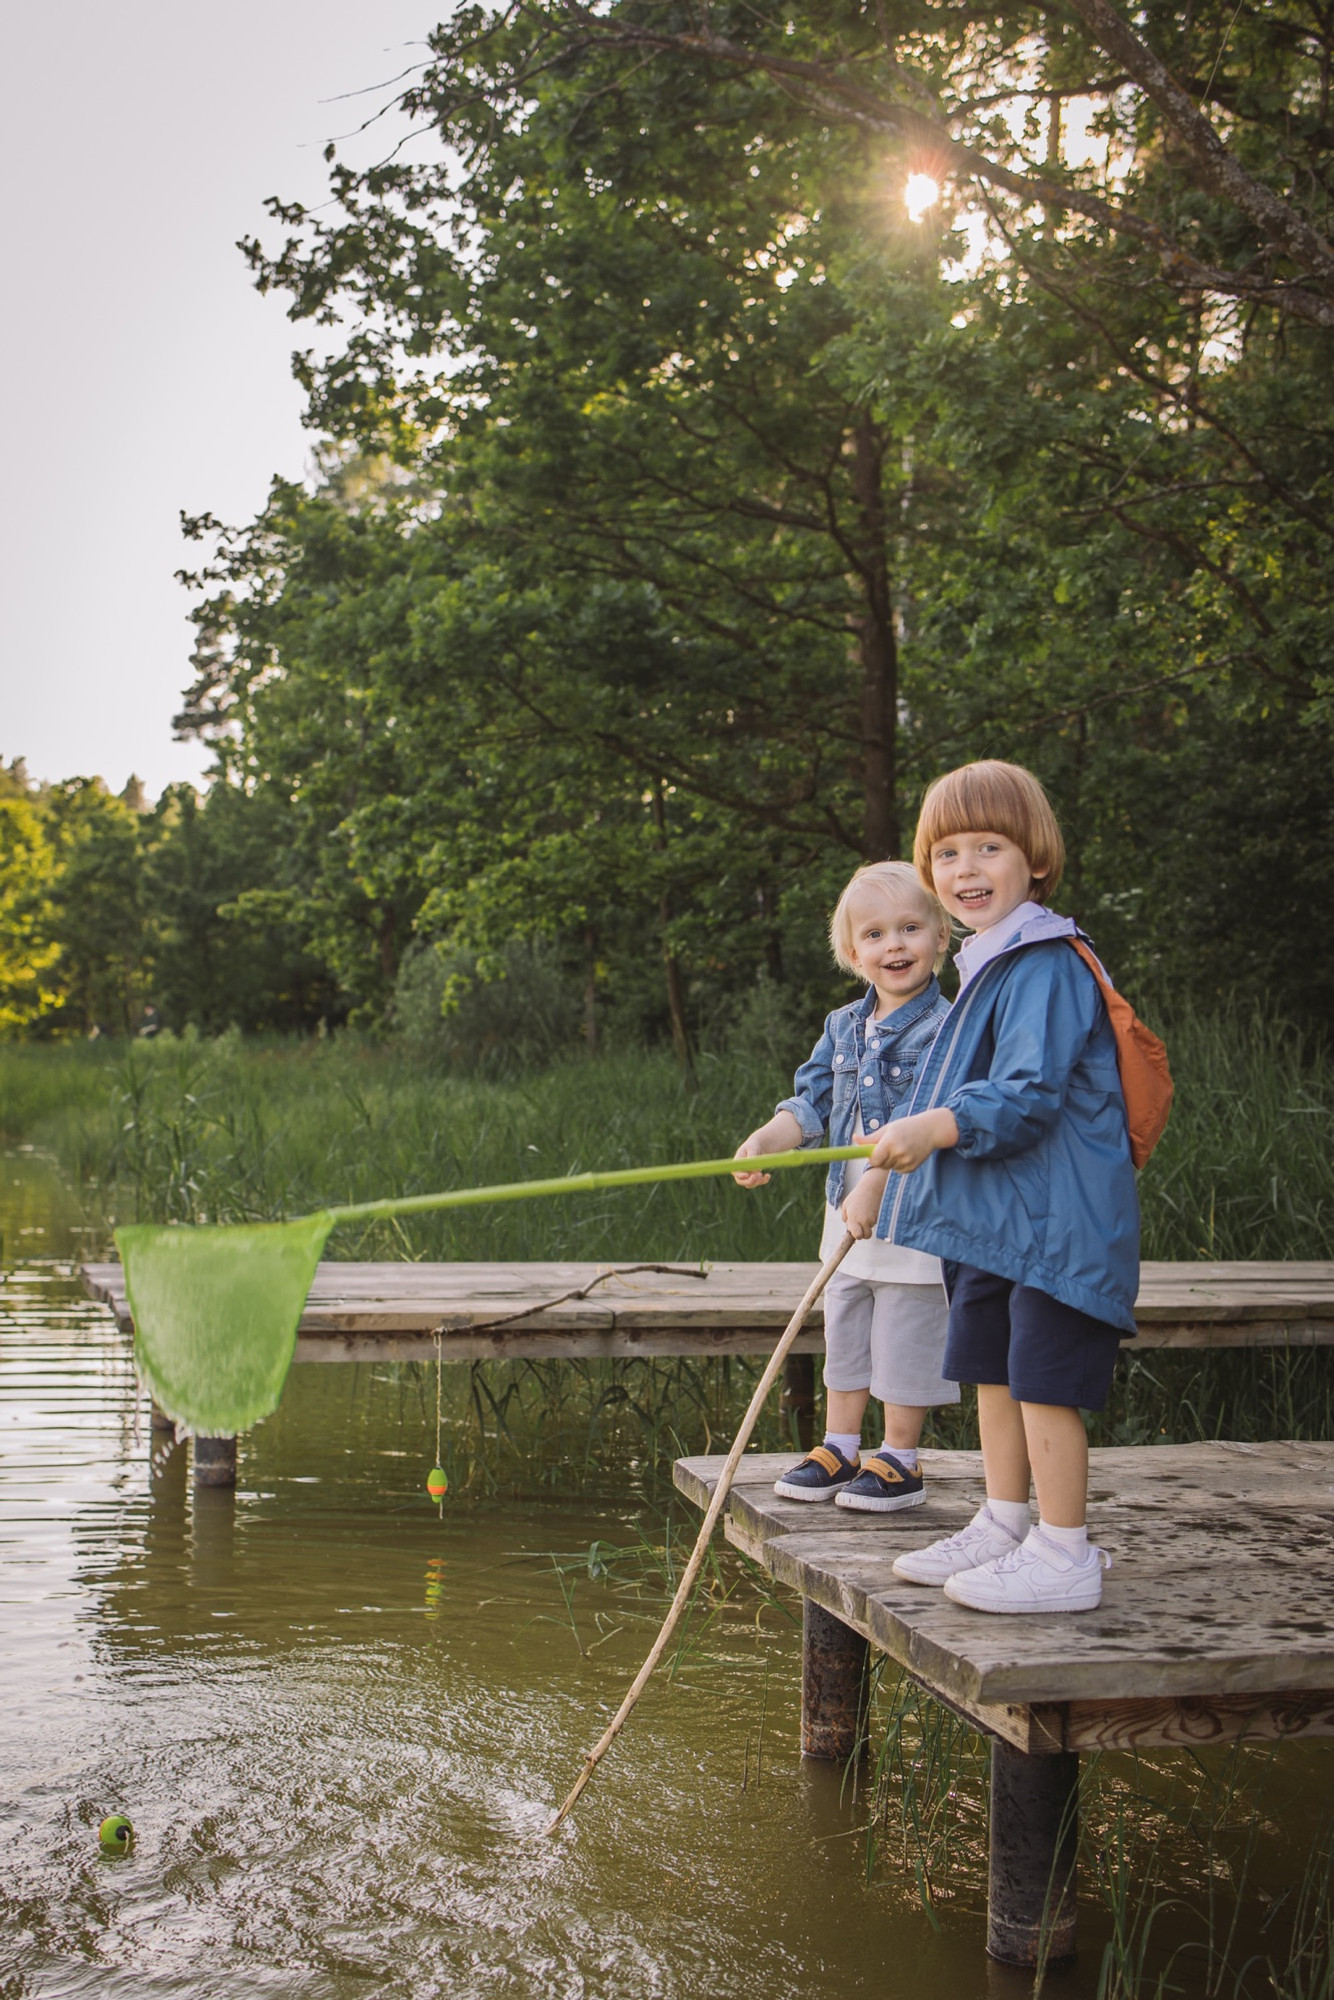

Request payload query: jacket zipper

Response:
[882,947,1020,1245]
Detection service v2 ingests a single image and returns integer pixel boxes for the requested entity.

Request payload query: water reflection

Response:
[1,1155,968,1998]
[2,1148,1328,1997]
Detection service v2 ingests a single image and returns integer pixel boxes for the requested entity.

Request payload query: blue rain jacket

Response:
[877,911,1140,1333]
[777,978,950,1208]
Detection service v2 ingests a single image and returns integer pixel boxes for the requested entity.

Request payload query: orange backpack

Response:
[1068,940,1173,1170]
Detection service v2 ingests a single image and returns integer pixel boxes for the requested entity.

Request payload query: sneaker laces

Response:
[933,1513,1011,1557]
[989,1532,1112,1576]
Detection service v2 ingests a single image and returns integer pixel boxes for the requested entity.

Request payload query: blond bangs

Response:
[829,860,950,975]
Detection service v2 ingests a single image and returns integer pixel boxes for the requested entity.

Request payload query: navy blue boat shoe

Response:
[773,1445,861,1501]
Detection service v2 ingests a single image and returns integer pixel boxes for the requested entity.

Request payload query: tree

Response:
[41,780,149,1035]
[145,782,341,1034]
[174,0,1332,1036]
[518,0,1334,328]
[0,763,59,1035]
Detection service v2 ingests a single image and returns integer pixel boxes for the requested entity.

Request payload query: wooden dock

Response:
[79,1253,1334,1513]
[80,1257,1334,1362]
[673,1440,1334,1965]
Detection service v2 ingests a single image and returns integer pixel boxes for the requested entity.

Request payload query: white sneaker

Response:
[890,1506,1025,1586]
[942,1530,1110,1614]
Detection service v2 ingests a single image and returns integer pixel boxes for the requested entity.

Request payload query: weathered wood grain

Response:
[290,1328,830,1364]
[681,1443,1334,1559]
[1063,1689,1334,1750]
[80,1259,1334,1355]
[674,1442,1334,1737]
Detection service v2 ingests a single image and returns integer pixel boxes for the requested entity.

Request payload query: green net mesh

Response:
[116,1214,334,1434]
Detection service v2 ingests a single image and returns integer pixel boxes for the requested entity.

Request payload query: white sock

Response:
[824,1432,861,1462]
[986,1498,1032,1542]
[884,1444,918,1469]
[1038,1519,1088,1560]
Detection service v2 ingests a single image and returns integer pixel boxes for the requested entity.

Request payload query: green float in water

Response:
[115,1145,870,1435]
[98,1814,134,1853]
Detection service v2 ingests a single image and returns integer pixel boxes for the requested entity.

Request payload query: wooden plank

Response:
[292,1318,1334,1353]
[1063,1689,1334,1751]
[292,1328,829,1365]
[79,1258,1334,1353]
[682,1443,1334,1559]
[1128,1321,1334,1347]
[785,1536,1334,1704]
[752,1527,1334,1715]
[675,1444,1334,1724]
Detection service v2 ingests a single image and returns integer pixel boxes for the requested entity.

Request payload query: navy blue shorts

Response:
[943,1265,1127,1412]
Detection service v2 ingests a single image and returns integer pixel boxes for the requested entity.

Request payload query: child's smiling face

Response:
[928,830,1044,933]
[845,883,946,1013]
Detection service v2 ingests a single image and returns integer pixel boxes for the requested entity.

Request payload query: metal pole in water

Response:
[192,1435,238,1489]
[800,1599,869,1761]
[986,1738,1079,1965]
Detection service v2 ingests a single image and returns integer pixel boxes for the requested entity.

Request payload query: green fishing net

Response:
[112,1144,868,1436]
[116,1213,334,1434]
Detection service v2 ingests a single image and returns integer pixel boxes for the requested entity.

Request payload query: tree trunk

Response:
[851,413,900,859]
[757,883,784,983]
[661,933,696,1087]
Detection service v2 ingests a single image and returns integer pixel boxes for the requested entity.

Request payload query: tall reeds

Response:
[3,1002,1331,1264]
[6,1008,1329,1454]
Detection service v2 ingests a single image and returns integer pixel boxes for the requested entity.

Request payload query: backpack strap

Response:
[1067,939,1173,1171]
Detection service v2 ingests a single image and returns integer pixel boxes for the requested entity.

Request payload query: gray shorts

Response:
[822,1272,959,1408]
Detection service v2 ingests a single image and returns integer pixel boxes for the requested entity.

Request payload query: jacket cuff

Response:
[949,1098,985,1158]
[775,1096,824,1147]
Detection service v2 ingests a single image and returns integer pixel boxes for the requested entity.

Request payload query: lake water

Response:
[1,1147,1327,1998]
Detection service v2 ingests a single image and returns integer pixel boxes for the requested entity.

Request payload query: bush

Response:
[392,939,588,1074]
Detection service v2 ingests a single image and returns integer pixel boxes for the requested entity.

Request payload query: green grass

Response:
[1,1028,820,1260]
[2,1006,1332,1456]
[3,1004,1332,1263]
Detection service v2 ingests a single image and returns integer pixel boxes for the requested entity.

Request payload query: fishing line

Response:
[434,1327,444,1518]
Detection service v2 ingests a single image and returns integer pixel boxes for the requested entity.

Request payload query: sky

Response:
[1,0,436,799]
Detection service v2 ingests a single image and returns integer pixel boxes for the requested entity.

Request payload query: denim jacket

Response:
[777,978,950,1208]
[877,911,1140,1333]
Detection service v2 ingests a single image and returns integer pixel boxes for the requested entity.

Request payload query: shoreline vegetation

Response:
[2,1007,1332,1461]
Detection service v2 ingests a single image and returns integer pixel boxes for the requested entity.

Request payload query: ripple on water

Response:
[0,1244,985,2000]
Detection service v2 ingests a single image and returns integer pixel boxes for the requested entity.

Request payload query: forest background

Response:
[4,0,1332,1074]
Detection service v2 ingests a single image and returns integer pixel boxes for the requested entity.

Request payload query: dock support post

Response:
[781,1352,817,1451]
[987,1740,1079,1966]
[192,1435,237,1489]
[801,1599,869,1761]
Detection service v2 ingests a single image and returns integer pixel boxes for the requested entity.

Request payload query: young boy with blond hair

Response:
[864,761,1139,1613]
[734,860,959,1511]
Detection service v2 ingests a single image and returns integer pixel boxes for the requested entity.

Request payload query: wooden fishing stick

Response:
[544,1228,856,1836]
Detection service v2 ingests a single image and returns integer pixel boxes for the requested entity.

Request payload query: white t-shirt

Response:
[955,901,1046,989]
[819,1108,944,1286]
